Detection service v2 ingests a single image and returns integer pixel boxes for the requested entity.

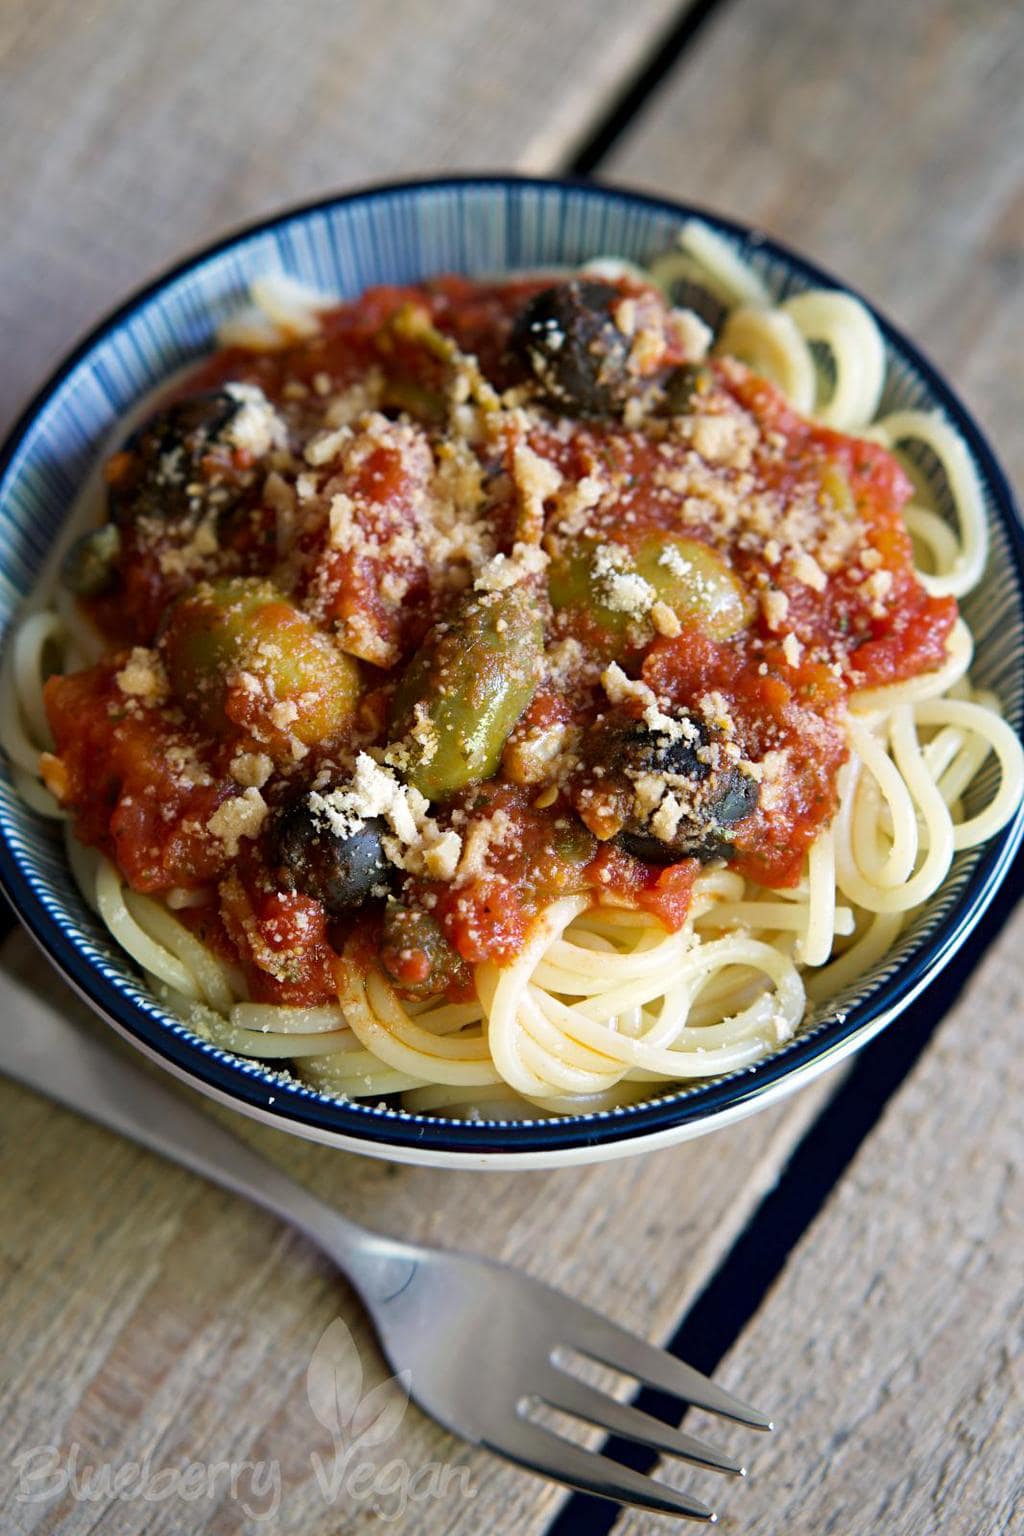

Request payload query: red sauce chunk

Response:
[41,273,958,1004]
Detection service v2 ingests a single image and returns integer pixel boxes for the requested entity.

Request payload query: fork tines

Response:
[507,1306,772,1522]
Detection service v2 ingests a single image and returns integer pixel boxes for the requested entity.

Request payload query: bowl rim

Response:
[1,171,1022,1166]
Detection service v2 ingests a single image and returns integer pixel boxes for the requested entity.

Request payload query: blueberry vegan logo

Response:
[13,1444,280,1520]
[306,1318,477,1521]
[306,1318,412,1484]
[12,1318,474,1523]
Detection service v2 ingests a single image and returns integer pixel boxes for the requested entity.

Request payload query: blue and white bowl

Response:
[1,176,1022,1168]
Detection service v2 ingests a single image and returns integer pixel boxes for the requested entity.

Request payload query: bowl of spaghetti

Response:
[1,176,1021,1168]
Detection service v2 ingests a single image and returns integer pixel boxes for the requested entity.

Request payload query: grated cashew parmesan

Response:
[208,788,269,857]
[223,383,287,458]
[115,648,168,703]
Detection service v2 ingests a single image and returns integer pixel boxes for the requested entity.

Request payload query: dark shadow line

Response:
[545,857,1023,1534]
[563,0,739,176]
[2,6,1016,1517]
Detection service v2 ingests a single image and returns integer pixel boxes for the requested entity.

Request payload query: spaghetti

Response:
[3,227,1021,1118]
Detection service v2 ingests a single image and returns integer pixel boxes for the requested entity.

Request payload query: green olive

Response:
[390,585,543,801]
[379,376,447,425]
[819,460,857,520]
[549,532,752,653]
[660,362,715,416]
[161,577,360,745]
[61,524,122,597]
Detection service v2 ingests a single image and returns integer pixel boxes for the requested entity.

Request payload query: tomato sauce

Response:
[42,273,959,1005]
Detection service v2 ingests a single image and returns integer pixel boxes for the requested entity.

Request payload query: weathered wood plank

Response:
[610,890,1024,1536]
[5,0,1019,1531]
[600,0,1024,1527]
[606,0,1024,481]
[0,0,683,431]
[0,3,855,1529]
[0,7,863,1535]
[0,929,838,1532]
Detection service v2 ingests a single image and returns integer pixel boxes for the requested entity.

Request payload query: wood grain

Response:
[0,6,856,1533]
[610,893,1024,1536]
[606,0,1024,482]
[0,0,683,433]
[2,0,1021,1531]
[0,929,838,1532]
[599,0,1024,1527]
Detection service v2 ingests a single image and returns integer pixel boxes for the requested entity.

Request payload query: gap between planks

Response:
[589,0,1024,1529]
[0,927,841,1534]
[4,0,1019,1529]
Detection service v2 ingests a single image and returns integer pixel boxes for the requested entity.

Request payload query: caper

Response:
[274,799,390,914]
[379,899,469,998]
[389,584,544,801]
[549,532,752,654]
[552,816,598,867]
[161,577,360,746]
[60,524,122,597]
[507,281,632,418]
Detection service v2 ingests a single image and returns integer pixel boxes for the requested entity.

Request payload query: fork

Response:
[0,967,771,1522]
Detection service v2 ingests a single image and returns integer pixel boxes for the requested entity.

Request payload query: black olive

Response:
[712,773,760,827]
[660,362,715,416]
[619,716,757,863]
[60,523,122,597]
[274,799,393,914]
[578,707,758,864]
[507,281,631,418]
[618,823,746,866]
[107,390,250,527]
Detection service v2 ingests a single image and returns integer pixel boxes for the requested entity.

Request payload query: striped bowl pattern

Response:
[1,176,1022,1166]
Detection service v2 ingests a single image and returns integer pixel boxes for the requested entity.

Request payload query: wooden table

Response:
[1,2,1022,1531]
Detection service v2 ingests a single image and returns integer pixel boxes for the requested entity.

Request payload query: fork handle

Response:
[0,965,404,1292]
